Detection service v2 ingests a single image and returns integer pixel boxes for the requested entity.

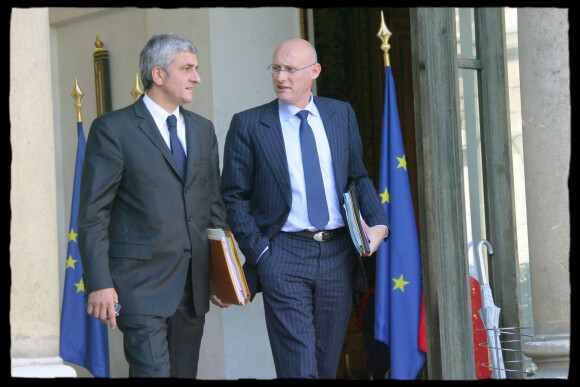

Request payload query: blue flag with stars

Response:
[59,121,110,378]
[374,66,426,379]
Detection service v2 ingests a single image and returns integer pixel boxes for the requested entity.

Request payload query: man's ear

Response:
[311,63,321,80]
[151,66,165,86]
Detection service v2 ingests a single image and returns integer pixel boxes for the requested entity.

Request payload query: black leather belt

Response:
[286,227,347,242]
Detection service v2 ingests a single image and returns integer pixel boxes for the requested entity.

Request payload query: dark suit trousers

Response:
[117,260,205,378]
[258,232,355,379]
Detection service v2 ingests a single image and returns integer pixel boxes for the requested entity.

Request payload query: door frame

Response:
[410,7,523,379]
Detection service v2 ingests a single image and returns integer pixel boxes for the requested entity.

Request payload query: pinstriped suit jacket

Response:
[221,97,387,297]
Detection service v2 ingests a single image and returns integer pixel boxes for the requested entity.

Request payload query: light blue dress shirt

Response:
[278,94,345,232]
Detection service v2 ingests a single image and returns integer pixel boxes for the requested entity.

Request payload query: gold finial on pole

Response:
[376,10,392,67]
[71,75,84,123]
[131,72,144,101]
[94,35,105,52]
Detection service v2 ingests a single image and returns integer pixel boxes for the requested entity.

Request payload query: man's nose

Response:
[192,70,201,83]
[273,70,288,81]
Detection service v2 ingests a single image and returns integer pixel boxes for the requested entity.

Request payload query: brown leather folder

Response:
[208,229,250,306]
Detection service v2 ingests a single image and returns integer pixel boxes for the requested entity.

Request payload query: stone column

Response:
[517,8,570,379]
[10,8,76,377]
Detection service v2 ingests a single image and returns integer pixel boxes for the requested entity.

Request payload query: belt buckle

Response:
[313,231,325,242]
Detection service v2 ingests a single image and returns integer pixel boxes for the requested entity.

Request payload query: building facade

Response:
[10,7,569,379]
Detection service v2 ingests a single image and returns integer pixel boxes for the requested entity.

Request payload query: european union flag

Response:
[59,122,110,378]
[374,66,426,379]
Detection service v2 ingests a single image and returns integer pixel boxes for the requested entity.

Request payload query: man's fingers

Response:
[210,295,232,308]
[108,305,117,329]
[86,288,118,327]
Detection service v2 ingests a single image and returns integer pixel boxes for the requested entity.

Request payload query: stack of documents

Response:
[343,182,371,255]
[208,228,250,306]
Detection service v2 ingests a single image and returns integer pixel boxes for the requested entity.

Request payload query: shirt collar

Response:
[278,92,320,123]
[143,93,181,127]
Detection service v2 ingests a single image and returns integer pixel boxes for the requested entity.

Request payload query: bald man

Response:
[220,39,388,378]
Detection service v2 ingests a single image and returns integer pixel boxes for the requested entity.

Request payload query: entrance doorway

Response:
[310,7,420,379]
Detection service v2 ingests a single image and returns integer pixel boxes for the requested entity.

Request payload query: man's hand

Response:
[210,294,232,309]
[361,219,388,256]
[86,288,119,329]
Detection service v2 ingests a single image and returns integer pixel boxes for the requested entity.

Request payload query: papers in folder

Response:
[208,228,250,306]
[343,183,371,255]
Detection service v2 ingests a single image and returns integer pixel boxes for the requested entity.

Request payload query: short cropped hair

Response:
[139,33,197,91]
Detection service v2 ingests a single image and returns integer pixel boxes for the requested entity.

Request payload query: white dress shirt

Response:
[142,94,187,156]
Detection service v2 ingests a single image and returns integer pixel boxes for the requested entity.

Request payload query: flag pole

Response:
[71,75,84,123]
[61,75,111,377]
[376,10,392,68]
[374,10,428,379]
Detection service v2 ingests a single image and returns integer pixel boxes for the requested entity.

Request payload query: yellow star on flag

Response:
[74,279,85,294]
[379,187,389,204]
[393,274,410,292]
[68,228,77,243]
[65,255,77,270]
[396,154,407,171]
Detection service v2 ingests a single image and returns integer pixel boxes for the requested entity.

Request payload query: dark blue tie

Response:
[167,114,186,180]
[296,110,329,230]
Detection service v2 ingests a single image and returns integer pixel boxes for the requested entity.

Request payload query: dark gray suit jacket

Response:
[78,97,228,317]
[221,97,388,297]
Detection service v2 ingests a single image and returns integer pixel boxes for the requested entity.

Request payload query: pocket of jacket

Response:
[109,242,153,260]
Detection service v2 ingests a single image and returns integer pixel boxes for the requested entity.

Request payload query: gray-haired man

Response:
[78,33,228,378]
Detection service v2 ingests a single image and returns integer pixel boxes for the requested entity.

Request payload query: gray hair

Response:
[139,33,197,91]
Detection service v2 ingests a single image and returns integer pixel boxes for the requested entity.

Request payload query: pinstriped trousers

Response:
[258,232,356,379]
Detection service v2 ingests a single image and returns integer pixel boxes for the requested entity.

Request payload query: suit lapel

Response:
[182,108,203,186]
[134,97,184,181]
[314,96,346,199]
[258,100,292,207]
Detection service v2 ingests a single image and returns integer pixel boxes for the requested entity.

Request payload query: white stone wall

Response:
[10,6,300,379]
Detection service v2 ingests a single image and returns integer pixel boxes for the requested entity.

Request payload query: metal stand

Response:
[478,326,537,378]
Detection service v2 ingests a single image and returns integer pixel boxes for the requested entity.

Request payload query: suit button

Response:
[187,217,192,222]
[184,188,189,194]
